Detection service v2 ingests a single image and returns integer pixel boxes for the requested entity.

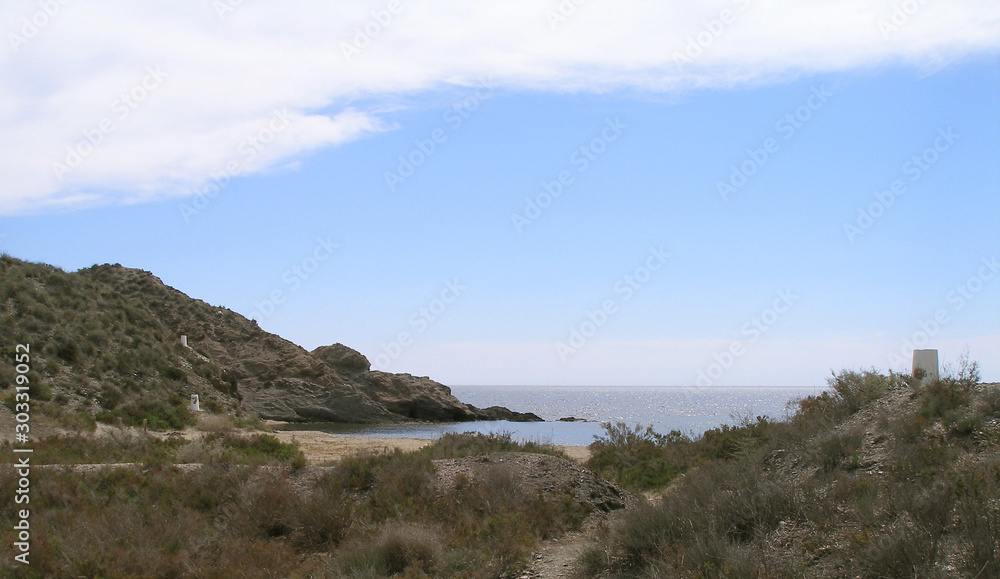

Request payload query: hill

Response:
[581,363,1000,577]
[0,254,537,429]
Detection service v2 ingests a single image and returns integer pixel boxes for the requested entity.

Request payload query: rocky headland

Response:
[0,255,540,427]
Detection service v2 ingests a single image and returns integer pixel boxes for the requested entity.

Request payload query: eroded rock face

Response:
[359,371,478,422]
[239,377,397,424]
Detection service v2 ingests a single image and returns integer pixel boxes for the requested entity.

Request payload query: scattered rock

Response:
[470,405,544,422]
[434,452,635,513]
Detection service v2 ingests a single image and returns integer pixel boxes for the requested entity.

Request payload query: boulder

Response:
[312,343,371,373]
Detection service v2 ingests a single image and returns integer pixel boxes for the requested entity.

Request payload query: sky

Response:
[1,1,998,387]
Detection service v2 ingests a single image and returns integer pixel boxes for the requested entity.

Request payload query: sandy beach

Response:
[270,429,433,462]
[269,428,591,464]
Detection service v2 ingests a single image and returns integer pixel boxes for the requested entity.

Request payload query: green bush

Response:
[49,336,80,364]
[26,371,50,401]
[699,415,775,460]
[160,365,185,382]
[23,433,183,465]
[812,427,863,473]
[422,431,566,460]
[99,398,193,430]
[587,422,692,490]
[829,369,897,415]
[212,433,305,467]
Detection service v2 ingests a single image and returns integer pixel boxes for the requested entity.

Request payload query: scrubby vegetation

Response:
[3,252,996,576]
[421,430,569,460]
[582,357,1000,577]
[0,432,589,577]
[0,254,254,430]
[3,361,996,577]
[4,430,303,469]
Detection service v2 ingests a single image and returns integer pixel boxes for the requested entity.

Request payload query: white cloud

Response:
[1,0,998,214]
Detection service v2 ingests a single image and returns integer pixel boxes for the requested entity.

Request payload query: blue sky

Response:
[1,2,998,386]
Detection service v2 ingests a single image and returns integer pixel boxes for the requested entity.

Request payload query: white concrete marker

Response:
[912,349,939,384]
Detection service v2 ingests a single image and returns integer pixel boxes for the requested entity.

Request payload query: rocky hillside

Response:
[0,255,538,428]
[581,365,1000,577]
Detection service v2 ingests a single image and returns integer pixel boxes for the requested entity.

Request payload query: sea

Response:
[283,385,826,447]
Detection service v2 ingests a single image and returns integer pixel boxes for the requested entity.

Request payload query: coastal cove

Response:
[276,385,823,446]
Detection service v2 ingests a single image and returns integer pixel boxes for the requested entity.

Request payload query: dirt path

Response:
[520,506,634,579]
[519,488,644,578]
[519,527,592,579]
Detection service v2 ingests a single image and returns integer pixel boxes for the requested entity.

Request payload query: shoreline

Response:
[268,427,592,464]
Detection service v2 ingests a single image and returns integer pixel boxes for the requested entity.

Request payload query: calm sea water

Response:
[282,385,825,446]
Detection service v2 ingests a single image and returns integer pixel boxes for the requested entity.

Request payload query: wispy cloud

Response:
[2,0,998,214]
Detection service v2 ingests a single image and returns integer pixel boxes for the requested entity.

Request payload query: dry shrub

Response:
[222,471,302,539]
[200,538,300,579]
[340,523,442,576]
[196,412,235,433]
[957,460,1000,575]
[149,464,249,513]
[859,518,942,579]
[41,502,202,578]
[369,451,436,519]
[830,369,897,415]
[295,470,355,550]
[973,383,1000,421]
[603,461,795,574]
[476,462,525,513]
[811,426,864,473]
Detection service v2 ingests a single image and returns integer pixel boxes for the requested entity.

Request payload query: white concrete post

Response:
[912,349,939,384]
[180,335,188,348]
[190,394,200,412]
